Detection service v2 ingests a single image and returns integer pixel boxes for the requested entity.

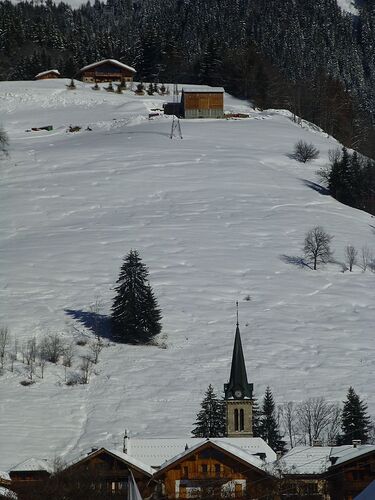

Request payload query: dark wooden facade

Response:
[9,468,51,498]
[63,448,154,497]
[328,450,375,500]
[153,441,276,499]
[79,60,136,83]
[181,89,224,119]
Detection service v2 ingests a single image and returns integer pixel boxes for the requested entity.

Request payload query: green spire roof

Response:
[224,324,253,400]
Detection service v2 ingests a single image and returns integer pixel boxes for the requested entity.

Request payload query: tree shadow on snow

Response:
[300,179,330,196]
[280,254,312,269]
[64,308,112,340]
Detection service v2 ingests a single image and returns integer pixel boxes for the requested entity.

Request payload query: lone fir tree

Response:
[338,387,371,444]
[192,384,226,438]
[111,250,162,344]
[259,387,286,453]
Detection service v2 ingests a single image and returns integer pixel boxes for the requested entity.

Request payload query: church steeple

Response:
[224,304,254,437]
[224,307,253,401]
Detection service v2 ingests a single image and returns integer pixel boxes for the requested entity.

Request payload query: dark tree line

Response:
[192,385,372,452]
[327,147,375,214]
[1,0,375,157]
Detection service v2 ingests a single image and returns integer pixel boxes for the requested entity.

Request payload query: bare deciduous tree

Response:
[23,337,37,366]
[0,326,10,370]
[296,397,338,446]
[292,140,320,163]
[303,226,333,270]
[89,339,104,364]
[39,334,66,364]
[0,126,9,156]
[80,355,94,384]
[279,402,298,448]
[345,245,357,272]
[360,246,373,272]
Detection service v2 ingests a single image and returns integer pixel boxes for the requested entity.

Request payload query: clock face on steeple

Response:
[234,389,243,399]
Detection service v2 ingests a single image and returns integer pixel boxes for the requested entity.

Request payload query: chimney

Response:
[276,451,283,460]
[352,439,361,448]
[329,456,338,465]
[312,439,323,447]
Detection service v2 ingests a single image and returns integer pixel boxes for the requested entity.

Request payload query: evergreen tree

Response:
[192,384,226,438]
[338,387,371,444]
[259,387,286,453]
[111,250,162,344]
[251,396,262,438]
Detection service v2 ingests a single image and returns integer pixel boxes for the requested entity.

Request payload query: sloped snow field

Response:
[0,80,374,470]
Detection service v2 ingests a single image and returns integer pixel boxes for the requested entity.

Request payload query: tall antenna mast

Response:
[170,83,183,139]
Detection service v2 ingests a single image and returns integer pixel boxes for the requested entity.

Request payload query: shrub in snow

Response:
[66,372,82,386]
[20,379,35,386]
[292,140,319,163]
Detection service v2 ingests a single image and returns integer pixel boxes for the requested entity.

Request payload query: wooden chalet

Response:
[280,443,375,500]
[153,439,276,499]
[8,457,52,497]
[181,86,224,119]
[78,59,136,83]
[62,447,155,497]
[35,69,60,80]
[328,444,375,500]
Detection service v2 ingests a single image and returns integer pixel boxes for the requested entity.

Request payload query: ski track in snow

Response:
[0,79,374,470]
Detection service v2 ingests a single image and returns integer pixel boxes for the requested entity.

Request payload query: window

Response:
[215,464,221,477]
[234,409,239,431]
[240,409,244,431]
[201,464,208,474]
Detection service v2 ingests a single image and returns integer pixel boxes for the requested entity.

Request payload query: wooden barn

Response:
[181,86,224,119]
[35,69,60,80]
[78,59,136,83]
[153,439,276,499]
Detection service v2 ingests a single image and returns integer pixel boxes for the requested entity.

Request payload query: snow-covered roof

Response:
[9,458,52,473]
[79,59,136,74]
[35,69,60,79]
[124,437,276,468]
[0,472,10,483]
[280,444,375,475]
[330,445,375,468]
[65,447,153,476]
[0,486,17,499]
[155,439,267,474]
[182,86,224,93]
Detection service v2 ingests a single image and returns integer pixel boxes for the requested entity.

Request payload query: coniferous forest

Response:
[1,0,375,158]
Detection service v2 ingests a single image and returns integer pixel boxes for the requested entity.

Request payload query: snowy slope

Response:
[0,80,374,471]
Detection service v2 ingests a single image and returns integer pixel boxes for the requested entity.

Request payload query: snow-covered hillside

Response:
[0,80,374,471]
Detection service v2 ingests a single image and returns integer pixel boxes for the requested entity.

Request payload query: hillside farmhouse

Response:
[78,59,136,83]
[35,69,60,80]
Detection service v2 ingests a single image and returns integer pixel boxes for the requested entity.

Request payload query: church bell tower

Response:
[224,305,253,437]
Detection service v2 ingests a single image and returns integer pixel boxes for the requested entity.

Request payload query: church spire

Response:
[224,304,253,401]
